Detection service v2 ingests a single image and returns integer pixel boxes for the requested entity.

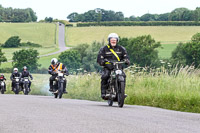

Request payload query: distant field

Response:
[0,23,57,47]
[158,44,178,58]
[66,26,200,46]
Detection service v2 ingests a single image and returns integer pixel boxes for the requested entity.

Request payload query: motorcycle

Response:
[22,77,31,95]
[0,80,6,94]
[13,77,21,94]
[53,70,67,99]
[105,61,127,108]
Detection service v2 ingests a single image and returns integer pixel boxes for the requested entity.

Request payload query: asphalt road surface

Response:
[0,95,200,133]
[39,23,70,57]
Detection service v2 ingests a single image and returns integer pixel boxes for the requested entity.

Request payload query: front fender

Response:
[117,75,125,82]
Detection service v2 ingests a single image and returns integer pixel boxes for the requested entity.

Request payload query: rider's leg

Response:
[101,68,111,98]
[49,76,56,91]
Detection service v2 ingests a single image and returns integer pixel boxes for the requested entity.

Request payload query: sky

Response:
[0,0,199,21]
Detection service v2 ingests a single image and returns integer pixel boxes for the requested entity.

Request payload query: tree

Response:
[169,8,189,21]
[67,12,79,22]
[45,17,53,22]
[3,36,21,48]
[73,43,89,63]
[82,41,104,72]
[58,50,81,72]
[12,49,40,71]
[171,33,200,67]
[0,49,7,66]
[118,35,161,67]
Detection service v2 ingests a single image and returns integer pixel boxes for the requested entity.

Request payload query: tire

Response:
[24,84,29,95]
[58,83,63,99]
[54,93,58,98]
[1,87,4,94]
[15,85,19,94]
[118,82,125,108]
[108,99,113,106]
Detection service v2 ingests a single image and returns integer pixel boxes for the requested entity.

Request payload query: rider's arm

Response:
[10,74,13,80]
[97,47,106,66]
[29,72,33,80]
[121,46,130,65]
[48,65,54,75]
[62,64,69,76]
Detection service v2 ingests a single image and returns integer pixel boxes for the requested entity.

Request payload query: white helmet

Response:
[108,33,119,42]
[14,68,18,71]
[51,58,58,65]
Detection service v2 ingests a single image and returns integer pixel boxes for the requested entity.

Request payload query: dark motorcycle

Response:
[13,77,20,94]
[0,80,6,94]
[105,61,127,108]
[22,77,30,95]
[53,71,66,99]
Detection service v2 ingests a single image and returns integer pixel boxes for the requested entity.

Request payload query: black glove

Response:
[125,59,130,65]
[31,78,33,80]
[52,72,57,75]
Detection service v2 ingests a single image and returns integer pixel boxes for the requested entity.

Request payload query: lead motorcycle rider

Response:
[48,58,69,93]
[97,33,130,99]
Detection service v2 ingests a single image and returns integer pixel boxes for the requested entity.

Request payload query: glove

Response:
[31,78,33,80]
[52,72,57,75]
[125,59,130,65]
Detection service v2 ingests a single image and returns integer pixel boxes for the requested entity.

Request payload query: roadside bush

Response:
[58,50,81,73]
[77,21,200,27]
[12,49,40,71]
[2,36,21,48]
[171,33,200,67]
[119,35,161,67]
[20,42,42,47]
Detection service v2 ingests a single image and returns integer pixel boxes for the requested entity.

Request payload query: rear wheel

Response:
[118,82,125,108]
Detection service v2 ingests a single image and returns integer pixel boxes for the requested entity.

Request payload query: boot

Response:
[49,85,53,92]
[63,87,68,94]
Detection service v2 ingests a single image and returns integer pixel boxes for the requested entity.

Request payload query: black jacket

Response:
[48,62,69,76]
[10,72,21,80]
[0,75,6,81]
[97,44,129,69]
[20,71,33,79]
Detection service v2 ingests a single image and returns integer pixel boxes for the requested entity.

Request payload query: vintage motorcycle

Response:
[13,77,21,94]
[105,60,127,108]
[52,70,67,99]
[0,80,6,94]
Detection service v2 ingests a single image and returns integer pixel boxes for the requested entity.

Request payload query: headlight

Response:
[24,79,29,81]
[1,82,4,86]
[115,70,122,75]
[16,79,19,82]
[58,73,64,77]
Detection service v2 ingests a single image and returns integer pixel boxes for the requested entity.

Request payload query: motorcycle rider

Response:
[97,33,130,99]
[10,68,21,91]
[48,58,69,93]
[20,66,33,90]
[0,74,6,91]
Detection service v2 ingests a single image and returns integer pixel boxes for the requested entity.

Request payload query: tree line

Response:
[0,5,37,22]
[67,7,200,22]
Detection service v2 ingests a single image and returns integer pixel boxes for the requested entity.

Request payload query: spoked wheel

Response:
[118,82,125,108]
[58,83,63,99]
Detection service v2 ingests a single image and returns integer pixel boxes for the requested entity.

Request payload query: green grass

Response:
[2,65,200,113]
[66,26,200,46]
[158,44,178,58]
[0,23,57,47]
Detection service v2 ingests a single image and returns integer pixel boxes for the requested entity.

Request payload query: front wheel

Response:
[15,85,19,94]
[58,83,63,99]
[1,87,4,94]
[24,83,29,95]
[108,99,113,106]
[118,82,125,108]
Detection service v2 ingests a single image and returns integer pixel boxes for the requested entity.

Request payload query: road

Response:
[39,23,70,57]
[0,95,200,133]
